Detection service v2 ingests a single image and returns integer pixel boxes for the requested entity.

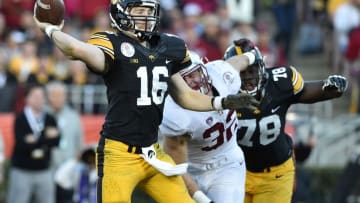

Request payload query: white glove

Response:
[322,75,348,93]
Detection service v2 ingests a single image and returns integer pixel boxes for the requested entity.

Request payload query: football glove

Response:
[322,75,348,93]
[212,93,259,111]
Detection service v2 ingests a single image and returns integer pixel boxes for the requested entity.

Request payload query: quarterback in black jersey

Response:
[33,1,258,202]
[224,38,348,203]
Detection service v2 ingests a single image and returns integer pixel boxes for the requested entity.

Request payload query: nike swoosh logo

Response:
[165,59,172,64]
[275,174,283,179]
[271,106,280,113]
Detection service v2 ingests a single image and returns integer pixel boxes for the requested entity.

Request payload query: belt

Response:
[127,145,142,154]
[247,157,294,173]
[189,157,236,171]
[248,166,272,173]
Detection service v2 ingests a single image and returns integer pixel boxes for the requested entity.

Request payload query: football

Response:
[34,0,65,25]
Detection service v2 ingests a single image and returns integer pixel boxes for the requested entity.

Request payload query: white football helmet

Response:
[180,51,212,95]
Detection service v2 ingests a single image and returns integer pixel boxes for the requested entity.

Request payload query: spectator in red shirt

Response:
[345,27,360,61]
[2,0,34,29]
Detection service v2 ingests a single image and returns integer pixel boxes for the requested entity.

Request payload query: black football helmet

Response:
[109,0,160,40]
[224,38,267,98]
[180,51,212,95]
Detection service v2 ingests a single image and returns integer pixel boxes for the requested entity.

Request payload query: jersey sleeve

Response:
[179,49,191,70]
[162,33,191,74]
[206,60,241,95]
[87,32,115,74]
[290,66,304,95]
[159,96,192,137]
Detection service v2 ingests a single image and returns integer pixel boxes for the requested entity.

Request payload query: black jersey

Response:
[88,31,191,146]
[236,66,304,172]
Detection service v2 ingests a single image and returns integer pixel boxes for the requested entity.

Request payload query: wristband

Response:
[243,52,255,65]
[193,191,212,203]
[45,25,60,39]
[212,96,223,110]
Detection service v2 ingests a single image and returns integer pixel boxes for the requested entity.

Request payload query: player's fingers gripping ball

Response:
[33,0,65,38]
[34,0,65,25]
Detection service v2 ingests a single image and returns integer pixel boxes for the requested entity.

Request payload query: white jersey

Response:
[160,60,246,202]
[160,60,245,173]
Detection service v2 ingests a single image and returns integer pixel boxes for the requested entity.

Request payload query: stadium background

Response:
[0,0,359,202]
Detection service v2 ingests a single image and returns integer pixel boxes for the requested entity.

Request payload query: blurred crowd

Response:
[0,0,359,202]
[1,0,358,114]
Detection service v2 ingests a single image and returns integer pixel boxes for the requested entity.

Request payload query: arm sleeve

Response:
[290,66,304,95]
[206,60,242,95]
[87,32,115,74]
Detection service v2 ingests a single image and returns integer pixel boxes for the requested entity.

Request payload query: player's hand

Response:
[33,14,63,38]
[322,75,348,93]
[222,92,259,111]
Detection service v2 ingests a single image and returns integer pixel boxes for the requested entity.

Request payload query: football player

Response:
[223,38,348,203]
[160,51,260,203]
[33,1,259,202]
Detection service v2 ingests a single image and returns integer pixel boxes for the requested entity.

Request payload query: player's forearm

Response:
[226,54,252,72]
[163,137,188,164]
[51,30,82,60]
[299,81,342,103]
[182,173,200,196]
[51,31,106,73]
[175,90,214,111]
[169,74,214,111]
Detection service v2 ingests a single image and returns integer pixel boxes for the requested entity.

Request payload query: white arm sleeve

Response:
[206,60,241,95]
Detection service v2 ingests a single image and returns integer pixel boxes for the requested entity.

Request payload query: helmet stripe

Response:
[235,46,243,55]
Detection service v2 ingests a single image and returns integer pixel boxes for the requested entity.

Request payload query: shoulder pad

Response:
[206,60,241,95]
[266,66,304,95]
[88,32,115,60]
[159,33,189,62]
[289,66,304,95]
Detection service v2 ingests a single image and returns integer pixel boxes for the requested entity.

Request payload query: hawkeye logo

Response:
[149,54,156,62]
[148,150,156,159]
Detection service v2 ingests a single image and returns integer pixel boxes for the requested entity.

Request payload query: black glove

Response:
[322,75,348,93]
[222,92,260,111]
